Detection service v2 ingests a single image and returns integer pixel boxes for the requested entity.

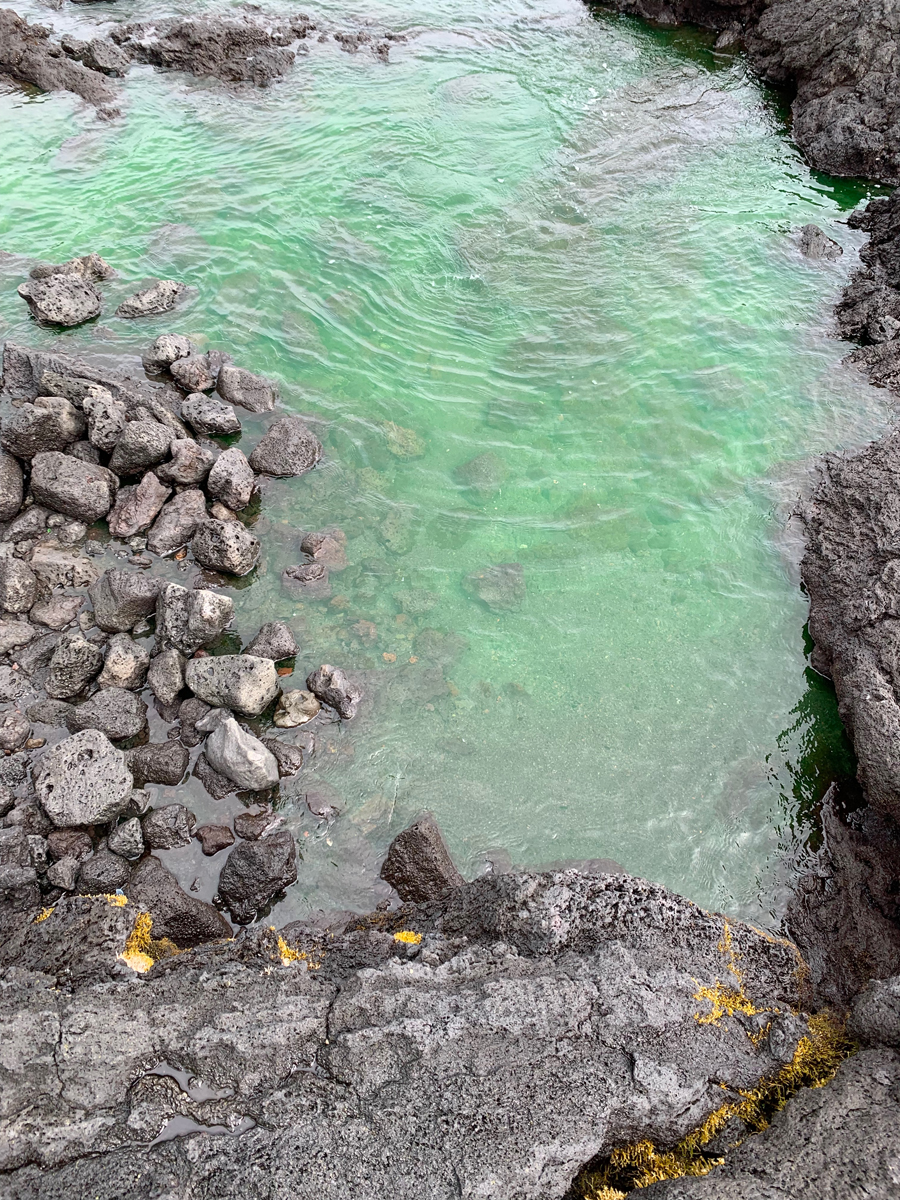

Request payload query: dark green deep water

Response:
[0,0,891,923]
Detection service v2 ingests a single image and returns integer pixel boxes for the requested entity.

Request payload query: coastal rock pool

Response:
[0,0,892,925]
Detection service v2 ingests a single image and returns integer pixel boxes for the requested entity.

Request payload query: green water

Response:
[0,0,892,923]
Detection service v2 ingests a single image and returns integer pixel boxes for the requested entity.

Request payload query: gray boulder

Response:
[34,728,133,826]
[30,595,83,630]
[155,439,214,485]
[105,818,143,862]
[206,446,255,510]
[97,633,150,690]
[45,634,104,699]
[0,709,30,752]
[30,253,115,283]
[115,280,185,319]
[170,354,218,393]
[177,696,212,748]
[0,620,35,654]
[463,562,525,611]
[89,568,160,632]
[142,334,195,371]
[0,557,38,613]
[283,560,330,598]
[127,854,232,947]
[0,826,38,910]
[185,653,278,716]
[1,506,51,544]
[217,831,297,924]
[249,415,322,476]
[82,388,127,453]
[146,487,208,556]
[191,518,260,576]
[17,275,101,327]
[30,452,118,523]
[76,848,131,894]
[181,393,241,436]
[69,688,148,741]
[216,364,277,412]
[106,471,171,539]
[124,741,189,788]
[273,689,319,728]
[1,396,86,459]
[195,824,234,856]
[108,421,172,476]
[799,222,843,261]
[46,828,93,861]
[46,854,78,891]
[142,803,196,850]
[0,451,23,520]
[147,647,185,704]
[306,663,361,719]
[245,620,297,661]
[196,707,279,790]
[262,738,304,778]
[381,813,465,903]
[155,582,234,655]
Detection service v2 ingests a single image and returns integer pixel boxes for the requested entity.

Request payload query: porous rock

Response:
[45,633,104,699]
[0,709,30,752]
[195,823,235,856]
[69,688,148,742]
[249,415,322,477]
[142,804,196,850]
[196,708,279,790]
[108,420,172,476]
[30,253,115,283]
[127,854,232,947]
[76,848,131,894]
[17,275,102,327]
[170,354,218,393]
[34,728,133,826]
[300,527,347,570]
[206,446,255,510]
[216,830,297,924]
[181,393,240,436]
[381,813,464,903]
[106,817,144,862]
[98,633,150,691]
[82,388,127,454]
[30,595,83,630]
[282,560,330,599]
[142,334,196,371]
[146,487,208,556]
[30,452,118,523]
[106,471,171,538]
[0,557,38,614]
[0,450,24,520]
[799,223,842,261]
[124,741,189,788]
[273,689,319,727]
[191,518,260,576]
[115,280,186,319]
[216,363,277,411]
[245,620,297,661]
[147,647,186,704]
[155,582,234,655]
[1,396,86,459]
[185,653,278,716]
[89,568,160,632]
[306,664,361,719]
[155,439,214,485]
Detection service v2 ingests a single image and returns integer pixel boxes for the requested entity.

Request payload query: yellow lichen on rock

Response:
[393,930,422,945]
[33,906,55,923]
[693,919,774,1030]
[276,935,323,969]
[119,911,179,974]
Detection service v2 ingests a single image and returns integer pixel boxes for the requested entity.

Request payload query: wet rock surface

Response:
[216,830,298,923]
[17,274,102,327]
[0,875,813,1197]
[34,729,132,826]
[380,812,465,903]
[0,9,120,113]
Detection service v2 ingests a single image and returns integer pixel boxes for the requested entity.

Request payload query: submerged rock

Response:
[34,729,133,826]
[115,280,186,319]
[381,813,464,903]
[217,831,298,924]
[249,416,322,477]
[799,223,842,261]
[463,562,525,611]
[282,560,331,599]
[17,275,102,327]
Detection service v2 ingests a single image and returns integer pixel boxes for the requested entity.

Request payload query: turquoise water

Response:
[0,0,892,923]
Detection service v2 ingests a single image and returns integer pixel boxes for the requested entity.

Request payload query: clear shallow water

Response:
[0,0,893,924]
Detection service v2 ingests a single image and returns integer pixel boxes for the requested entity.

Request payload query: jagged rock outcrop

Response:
[0,9,120,114]
[0,873,812,1198]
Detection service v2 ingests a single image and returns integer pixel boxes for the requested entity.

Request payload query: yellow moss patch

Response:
[33,906,55,924]
[573,1012,854,1198]
[276,935,323,970]
[693,919,773,1031]
[119,912,180,974]
[393,930,422,945]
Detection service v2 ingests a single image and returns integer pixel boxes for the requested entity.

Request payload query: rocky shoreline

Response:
[2,1,900,1197]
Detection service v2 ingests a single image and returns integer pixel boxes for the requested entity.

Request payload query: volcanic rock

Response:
[0,557,38,614]
[30,452,118,523]
[0,451,23,521]
[146,487,208,556]
[127,854,232,947]
[17,275,102,327]
[124,741,190,788]
[185,654,278,716]
[195,708,279,790]
[97,633,150,691]
[306,664,361,719]
[191,518,260,576]
[115,280,186,319]
[217,364,277,412]
[69,688,148,742]
[206,446,255,510]
[245,620,297,661]
[1,397,86,459]
[155,582,234,655]
[181,394,241,436]
[108,420,172,476]
[381,813,464,903]
[89,568,160,632]
[34,729,132,826]
[155,439,214,485]
[142,804,196,850]
[249,416,322,477]
[217,831,297,924]
[107,471,170,538]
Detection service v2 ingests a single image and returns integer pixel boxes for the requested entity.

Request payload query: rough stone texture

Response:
[82,387,127,453]
[45,633,104,699]
[306,664,361,719]
[195,823,235,856]
[2,396,85,459]
[30,594,83,630]
[850,974,900,1047]
[0,620,35,654]
[0,826,38,911]
[261,738,304,778]
[0,556,38,613]
[142,333,196,371]
[0,873,814,1197]
[217,831,298,923]
[249,415,322,477]
[282,560,331,599]
[30,253,115,283]
[196,708,280,791]
[170,354,218,394]
[245,620,297,661]
[836,192,900,392]
[155,582,234,655]
[108,420,172,477]
[147,486,208,556]
[464,562,525,611]
[76,847,131,894]
[115,279,186,319]
[106,817,144,862]
[0,708,30,752]
[147,647,186,704]
[69,688,148,742]
[89,568,160,633]
[641,1050,900,1198]
[127,854,233,946]
[193,749,236,800]
[124,741,189,788]
[17,274,102,327]
[34,729,132,826]
[112,14,304,86]
[381,814,466,903]
[97,632,150,691]
[0,449,23,521]
[207,446,255,510]
[0,11,119,111]
[142,804,196,850]
[106,470,170,538]
[217,363,277,411]
[30,451,118,523]
[192,518,261,576]
[155,438,214,485]
[181,393,241,436]
[273,689,320,728]
[300,527,347,570]
[185,653,279,716]
[799,223,842,262]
